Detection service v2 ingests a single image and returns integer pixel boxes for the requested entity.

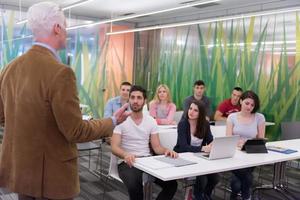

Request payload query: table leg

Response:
[252,162,297,200]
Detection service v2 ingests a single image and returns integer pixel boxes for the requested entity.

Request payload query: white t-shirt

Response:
[191,134,203,147]
[114,115,158,157]
[227,112,265,140]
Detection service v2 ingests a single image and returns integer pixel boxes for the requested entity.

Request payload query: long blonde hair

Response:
[152,84,172,104]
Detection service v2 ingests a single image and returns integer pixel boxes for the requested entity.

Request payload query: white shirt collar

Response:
[33,42,61,62]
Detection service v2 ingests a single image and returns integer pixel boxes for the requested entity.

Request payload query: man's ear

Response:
[53,24,60,35]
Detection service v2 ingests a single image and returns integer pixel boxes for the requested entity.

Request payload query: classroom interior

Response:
[1,0,300,199]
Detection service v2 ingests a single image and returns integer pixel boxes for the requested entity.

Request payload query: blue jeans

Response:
[230,167,254,200]
[193,173,220,200]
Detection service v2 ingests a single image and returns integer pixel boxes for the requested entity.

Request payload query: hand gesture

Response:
[124,153,135,167]
[164,149,178,158]
[114,103,131,125]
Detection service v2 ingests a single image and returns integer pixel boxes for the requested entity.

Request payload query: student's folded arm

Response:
[214,110,226,121]
[157,103,176,125]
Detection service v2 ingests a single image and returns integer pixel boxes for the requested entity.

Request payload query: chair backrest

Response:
[108,153,123,183]
[281,122,300,140]
[77,142,100,151]
[108,153,154,187]
[210,125,226,138]
[174,111,183,124]
[158,129,178,150]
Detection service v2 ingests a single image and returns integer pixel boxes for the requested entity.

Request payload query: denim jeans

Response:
[118,162,178,200]
[230,167,254,200]
[193,173,220,200]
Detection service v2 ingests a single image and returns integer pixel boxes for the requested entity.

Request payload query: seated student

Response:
[149,84,176,125]
[111,85,178,200]
[104,81,132,118]
[174,100,219,200]
[214,87,243,121]
[226,91,265,200]
[182,80,212,121]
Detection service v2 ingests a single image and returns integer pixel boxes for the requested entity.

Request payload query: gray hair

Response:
[27,2,65,38]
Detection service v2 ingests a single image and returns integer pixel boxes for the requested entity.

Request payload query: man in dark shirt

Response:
[182,80,212,120]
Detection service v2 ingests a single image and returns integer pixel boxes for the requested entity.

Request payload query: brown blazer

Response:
[0,45,113,199]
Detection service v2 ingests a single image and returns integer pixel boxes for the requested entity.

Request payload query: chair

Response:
[281,121,300,178]
[210,125,226,138]
[77,141,102,171]
[158,129,178,150]
[108,153,154,200]
[281,121,300,169]
[281,122,300,140]
[108,153,123,182]
[174,111,183,124]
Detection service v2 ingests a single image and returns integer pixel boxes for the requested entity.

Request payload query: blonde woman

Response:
[149,84,176,125]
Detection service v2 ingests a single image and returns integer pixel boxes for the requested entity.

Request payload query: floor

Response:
[1,142,300,200]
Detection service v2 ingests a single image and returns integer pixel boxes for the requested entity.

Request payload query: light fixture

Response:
[106,7,300,35]
[66,0,221,30]
[16,19,27,24]
[61,0,94,11]
[15,0,95,25]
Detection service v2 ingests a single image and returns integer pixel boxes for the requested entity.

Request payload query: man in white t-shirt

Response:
[111,85,178,200]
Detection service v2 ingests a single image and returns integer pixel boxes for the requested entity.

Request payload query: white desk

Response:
[135,139,300,199]
[135,139,300,181]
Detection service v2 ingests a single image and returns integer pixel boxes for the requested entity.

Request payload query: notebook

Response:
[267,146,298,154]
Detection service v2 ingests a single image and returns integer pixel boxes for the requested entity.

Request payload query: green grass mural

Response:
[135,14,300,140]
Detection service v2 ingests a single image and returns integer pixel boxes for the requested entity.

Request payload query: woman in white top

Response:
[149,84,176,125]
[226,90,265,200]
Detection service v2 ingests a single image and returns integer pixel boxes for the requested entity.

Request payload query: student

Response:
[149,84,176,125]
[104,81,132,118]
[111,85,178,200]
[174,100,219,200]
[214,87,243,121]
[226,91,265,200]
[182,80,212,121]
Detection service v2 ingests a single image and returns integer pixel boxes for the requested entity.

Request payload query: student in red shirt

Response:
[214,87,243,121]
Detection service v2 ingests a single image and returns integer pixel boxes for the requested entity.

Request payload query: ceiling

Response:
[1,0,300,28]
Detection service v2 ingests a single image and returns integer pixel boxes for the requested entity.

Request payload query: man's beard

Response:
[130,104,144,112]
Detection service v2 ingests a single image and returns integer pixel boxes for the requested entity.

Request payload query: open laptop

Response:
[195,136,239,160]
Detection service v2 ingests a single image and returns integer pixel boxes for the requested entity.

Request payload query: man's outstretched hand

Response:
[114,103,131,125]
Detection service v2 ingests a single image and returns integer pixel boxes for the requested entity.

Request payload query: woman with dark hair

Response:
[226,90,266,200]
[174,100,219,200]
